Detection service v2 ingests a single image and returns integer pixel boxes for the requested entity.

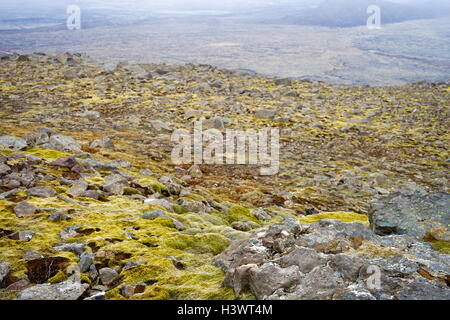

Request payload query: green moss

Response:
[164,233,230,255]
[299,211,369,226]
[0,290,18,300]
[25,148,69,160]
[0,148,16,156]
[136,286,170,300]
[226,205,259,224]
[47,270,68,283]
[121,261,172,284]
[428,240,450,254]
[179,193,205,202]
[105,287,127,300]
[173,204,188,215]
[80,273,92,284]
[135,177,168,194]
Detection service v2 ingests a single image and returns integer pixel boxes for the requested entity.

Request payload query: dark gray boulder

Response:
[369,192,450,241]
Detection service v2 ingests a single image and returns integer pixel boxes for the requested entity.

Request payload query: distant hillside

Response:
[276,0,450,27]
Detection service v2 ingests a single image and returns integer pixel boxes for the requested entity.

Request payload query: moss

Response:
[80,273,92,284]
[47,270,68,283]
[136,286,170,300]
[428,240,450,254]
[135,177,168,194]
[0,148,16,156]
[179,193,205,202]
[25,148,69,160]
[299,211,369,226]
[356,242,401,258]
[173,204,188,215]
[123,187,141,195]
[164,233,230,255]
[226,205,259,224]
[121,261,172,284]
[0,290,18,300]
[105,287,127,300]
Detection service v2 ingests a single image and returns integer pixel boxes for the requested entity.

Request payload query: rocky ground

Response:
[0,53,448,300]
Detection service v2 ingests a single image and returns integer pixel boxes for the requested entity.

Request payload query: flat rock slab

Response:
[14,281,88,300]
[369,192,450,241]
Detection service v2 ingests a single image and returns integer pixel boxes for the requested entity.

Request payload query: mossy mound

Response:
[299,211,369,226]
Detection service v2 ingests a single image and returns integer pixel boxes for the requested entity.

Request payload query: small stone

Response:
[231,221,255,232]
[255,109,277,119]
[150,120,172,132]
[0,163,11,175]
[75,111,100,119]
[6,279,32,291]
[14,201,38,218]
[54,242,85,256]
[26,186,56,198]
[103,182,125,195]
[254,207,273,221]
[139,168,153,176]
[9,230,35,241]
[82,190,102,200]
[90,136,114,149]
[0,136,27,151]
[79,252,94,273]
[0,261,11,283]
[44,134,82,153]
[121,284,146,298]
[142,209,166,220]
[66,180,88,198]
[213,117,225,129]
[168,256,185,270]
[22,250,44,260]
[187,164,202,178]
[48,211,71,222]
[88,264,98,280]
[143,199,173,211]
[14,281,88,300]
[99,268,119,286]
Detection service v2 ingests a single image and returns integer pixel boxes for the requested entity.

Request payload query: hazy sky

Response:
[0,0,448,17]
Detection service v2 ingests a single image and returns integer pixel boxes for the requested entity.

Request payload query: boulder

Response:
[99,268,119,286]
[369,192,450,241]
[14,201,38,218]
[26,186,56,198]
[66,180,88,198]
[215,218,450,300]
[14,281,88,300]
[43,134,81,153]
[0,136,27,151]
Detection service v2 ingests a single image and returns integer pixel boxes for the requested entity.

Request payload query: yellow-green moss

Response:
[0,148,16,156]
[428,240,450,254]
[173,204,189,215]
[356,242,401,258]
[25,148,69,160]
[299,211,369,226]
[226,205,259,224]
[135,177,168,194]
[47,270,68,283]
[164,233,230,255]
[179,193,205,202]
